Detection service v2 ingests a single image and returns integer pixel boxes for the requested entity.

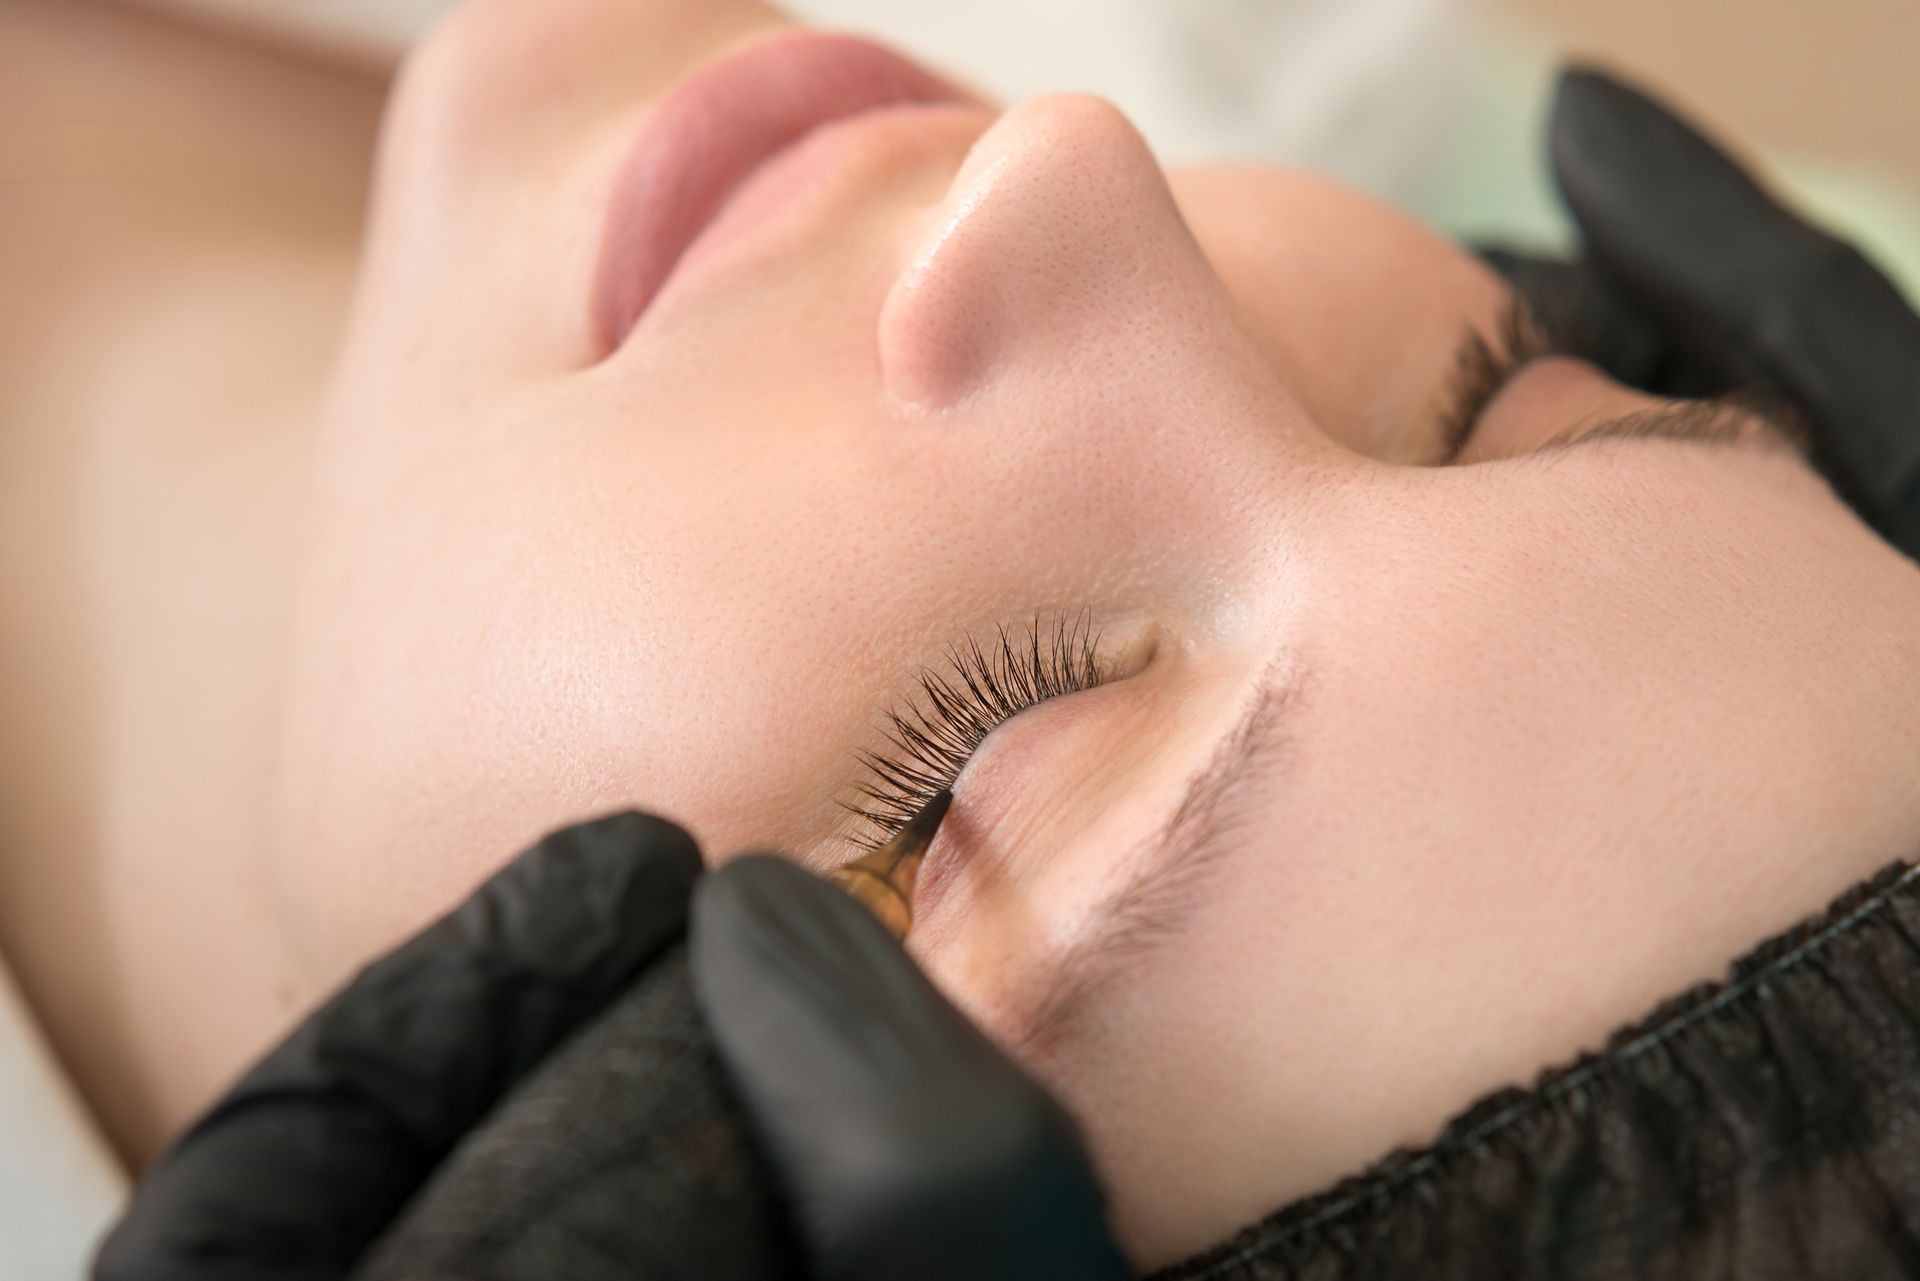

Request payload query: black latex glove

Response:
[94,814,1130,1281]
[694,856,1132,1281]
[1480,67,1920,557]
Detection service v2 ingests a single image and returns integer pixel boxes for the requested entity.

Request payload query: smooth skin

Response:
[4,0,1919,1270]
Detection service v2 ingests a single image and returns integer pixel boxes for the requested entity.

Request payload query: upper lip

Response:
[591,30,974,353]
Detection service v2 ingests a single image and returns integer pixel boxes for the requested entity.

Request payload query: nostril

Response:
[878,94,1206,415]
[878,226,1002,412]
[878,146,1016,413]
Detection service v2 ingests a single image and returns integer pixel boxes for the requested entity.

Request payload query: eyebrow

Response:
[1520,395,1813,463]
[1010,668,1303,1056]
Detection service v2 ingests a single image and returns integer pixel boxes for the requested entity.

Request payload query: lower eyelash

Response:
[842,611,1106,849]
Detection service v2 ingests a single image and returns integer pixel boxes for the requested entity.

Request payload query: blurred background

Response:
[46,0,1920,290]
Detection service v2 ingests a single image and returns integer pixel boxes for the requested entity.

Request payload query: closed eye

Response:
[1432,297,1812,466]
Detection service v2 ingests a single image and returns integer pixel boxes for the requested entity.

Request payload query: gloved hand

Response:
[93,813,1131,1281]
[1480,67,1920,558]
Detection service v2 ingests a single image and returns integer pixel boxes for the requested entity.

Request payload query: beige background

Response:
[1508,0,1919,186]
[111,0,1920,190]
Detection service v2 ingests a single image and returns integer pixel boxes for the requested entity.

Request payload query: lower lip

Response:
[592,31,973,353]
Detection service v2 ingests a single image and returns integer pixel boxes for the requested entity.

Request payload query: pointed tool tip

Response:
[901,789,952,849]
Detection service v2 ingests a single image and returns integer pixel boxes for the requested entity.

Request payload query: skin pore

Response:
[5,0,1920,1270]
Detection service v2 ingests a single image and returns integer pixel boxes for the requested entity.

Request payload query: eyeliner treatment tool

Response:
[825,789,952,940]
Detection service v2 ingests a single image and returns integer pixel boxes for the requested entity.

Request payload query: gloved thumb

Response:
[690,855,1132,1281]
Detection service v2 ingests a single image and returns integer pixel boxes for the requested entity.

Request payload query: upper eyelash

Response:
[1434,294,1813,464]
[841,612,1106,849]
[1433,296,1557,465]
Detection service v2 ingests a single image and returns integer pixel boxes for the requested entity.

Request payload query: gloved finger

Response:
[1548,66,1920,549]
[690,855,1133,1281]
[96,811,703,1281]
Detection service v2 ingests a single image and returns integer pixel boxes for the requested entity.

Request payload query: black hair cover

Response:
[1155,859,1920,1281]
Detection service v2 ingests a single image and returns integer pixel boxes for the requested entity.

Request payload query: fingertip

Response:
[422,809,702,1000]
[521,809,704,895]
[695,851,880,929]
[691,850,988,1107]
[691,854,906,1010]
[1551,63,1629,119]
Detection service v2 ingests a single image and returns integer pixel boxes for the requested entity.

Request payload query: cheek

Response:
[384,0,782,197]
[269,397,874,987]
[1169,166,1508,460]
[267,442,714,981]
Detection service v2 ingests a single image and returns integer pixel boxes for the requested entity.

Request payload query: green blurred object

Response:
[1422,6,1920,309]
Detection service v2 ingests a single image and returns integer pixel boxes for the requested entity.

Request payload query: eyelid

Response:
[1009,663,1303,1053]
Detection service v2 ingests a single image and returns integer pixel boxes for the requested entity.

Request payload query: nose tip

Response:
[878,93,1212,413]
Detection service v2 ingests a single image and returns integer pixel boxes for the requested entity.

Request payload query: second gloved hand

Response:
[1480,67,1920,557]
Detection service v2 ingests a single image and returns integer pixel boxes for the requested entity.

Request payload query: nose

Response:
[878,94,1234,413]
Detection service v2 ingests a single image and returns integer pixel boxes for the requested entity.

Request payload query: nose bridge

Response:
[877,94,1228,414]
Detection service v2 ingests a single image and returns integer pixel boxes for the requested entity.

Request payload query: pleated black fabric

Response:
[1154,859,1920,1281]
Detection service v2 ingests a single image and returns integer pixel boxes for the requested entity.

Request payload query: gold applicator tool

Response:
[825,789,952,941]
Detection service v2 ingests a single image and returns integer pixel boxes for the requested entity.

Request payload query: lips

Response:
[591,30,974,353]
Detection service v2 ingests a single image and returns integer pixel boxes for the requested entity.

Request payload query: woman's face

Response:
[273,0,1920,1266]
